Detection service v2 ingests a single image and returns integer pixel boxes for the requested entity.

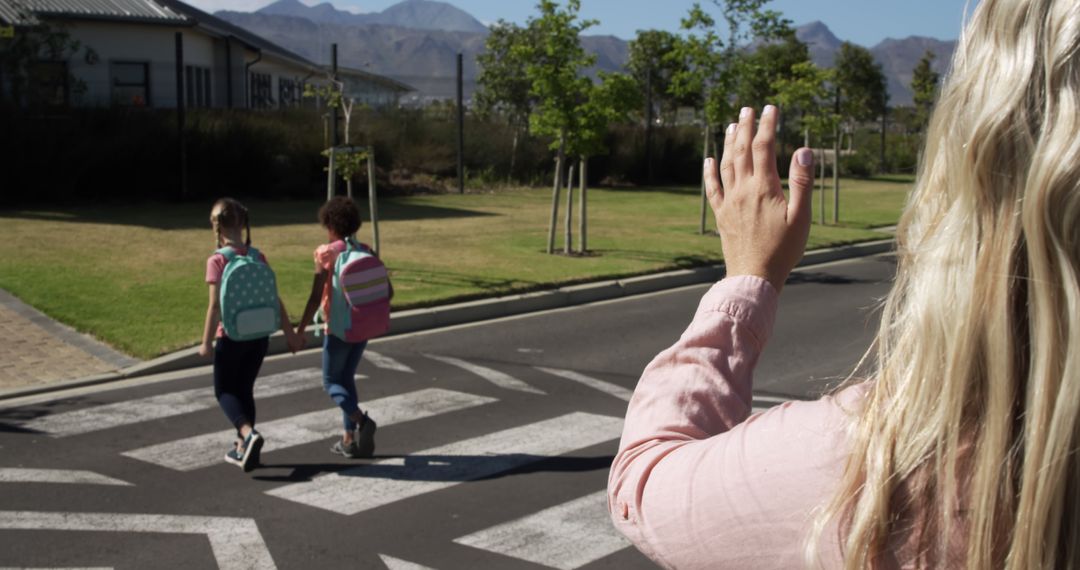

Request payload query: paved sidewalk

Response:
[0,289,138,392]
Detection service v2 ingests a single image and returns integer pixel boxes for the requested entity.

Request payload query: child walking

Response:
[298,196,387,458]
[200,198,302,472]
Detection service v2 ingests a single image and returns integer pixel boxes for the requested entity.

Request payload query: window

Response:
[249,72,273,109]
[29,61,69,108]
[111,61,150,107]
[185,65,211,108]
[279,77,304,108]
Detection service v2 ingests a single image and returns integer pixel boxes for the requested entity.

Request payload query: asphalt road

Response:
[0,253,895,570]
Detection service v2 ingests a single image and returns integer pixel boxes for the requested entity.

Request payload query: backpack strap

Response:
[216,245,260,262]
[216,246,236,262]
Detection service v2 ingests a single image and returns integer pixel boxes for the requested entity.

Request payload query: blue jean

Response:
[322,334,368,431]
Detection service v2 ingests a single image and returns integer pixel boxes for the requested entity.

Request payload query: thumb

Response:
[787,148,815,226]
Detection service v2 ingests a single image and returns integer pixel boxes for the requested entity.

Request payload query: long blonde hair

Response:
[818,0,1080,567]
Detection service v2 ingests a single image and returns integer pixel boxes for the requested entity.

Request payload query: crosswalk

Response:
[3,349,784,569]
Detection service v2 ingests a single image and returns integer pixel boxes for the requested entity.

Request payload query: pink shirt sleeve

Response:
[608,275,865,569]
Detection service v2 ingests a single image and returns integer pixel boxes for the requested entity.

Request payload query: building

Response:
[334,65,414,109]
[0,0,412,110]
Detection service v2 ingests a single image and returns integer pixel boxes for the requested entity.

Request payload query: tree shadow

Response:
[252,454,613,484]
[1,199,496,230]
[0,396,92,434]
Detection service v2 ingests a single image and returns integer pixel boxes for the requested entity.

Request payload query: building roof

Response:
[333,66,415,94]
[156,0,319,73]
[0,0,186,25]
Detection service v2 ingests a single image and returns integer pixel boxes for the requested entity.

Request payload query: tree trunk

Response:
[327,149,336,201]
[347,178,353,200]
[547,135,566,255]
[367,149,380,255]
[579,156,588,253]
[699,124,712,235]
[509,129,520,183]
[565,162,575,255]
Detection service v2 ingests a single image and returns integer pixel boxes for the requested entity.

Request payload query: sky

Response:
[187,0,977,47]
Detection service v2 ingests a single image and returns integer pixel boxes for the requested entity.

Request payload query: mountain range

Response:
[216,0,953,105]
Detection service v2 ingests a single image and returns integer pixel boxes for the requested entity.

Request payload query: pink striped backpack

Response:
[326,238,391,342]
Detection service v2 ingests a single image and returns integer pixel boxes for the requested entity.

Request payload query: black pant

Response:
[213,335,269,433]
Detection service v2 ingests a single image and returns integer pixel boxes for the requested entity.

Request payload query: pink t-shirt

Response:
[609,276,879,569]
[205,245,269,339]
[314,241,344,329]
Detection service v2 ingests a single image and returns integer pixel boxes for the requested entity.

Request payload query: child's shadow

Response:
[251,453,614,484]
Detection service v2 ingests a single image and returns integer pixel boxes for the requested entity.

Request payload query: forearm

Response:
[297,274,325,333]
[278,299,294,336]
[608,276,778,563]
[201,304,219,346]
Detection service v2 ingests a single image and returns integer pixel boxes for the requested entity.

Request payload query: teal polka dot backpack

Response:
[217,246,281,341]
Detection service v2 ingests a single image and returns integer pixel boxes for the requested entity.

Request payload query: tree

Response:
[627,29,692,183]
[0,9,91,108]
[563,71,641,254]
[515,0,597,255]
[832,42,888,223]
[304,79,381,252]
[772,61,837,224]
[733,32,809,110]
[627,29,696,116]
[911,49,940,132]
[475,20,536,179]
[668,0,792,234]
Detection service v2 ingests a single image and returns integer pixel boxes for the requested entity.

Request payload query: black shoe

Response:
[354,413,377,458]
[226,431,263,472]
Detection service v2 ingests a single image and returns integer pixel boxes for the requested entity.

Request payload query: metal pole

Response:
[368,147,380,255]
[225,40,233,109]
[175,32,187,200]
[331,44,339,147]
[456,52,465,194]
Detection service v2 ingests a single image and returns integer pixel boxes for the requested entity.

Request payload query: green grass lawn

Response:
[0,176,910,359]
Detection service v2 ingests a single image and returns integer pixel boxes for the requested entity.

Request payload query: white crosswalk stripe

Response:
[0,512,276,570]
[266,412,623,515]
[454,490,629,570]
[22,368,323,437]
[378,554,437,570]
[122,388,497,471]
[364,350,415,373]
[425,354,545,395]
[534,367,633,402]
[0,469,132,486]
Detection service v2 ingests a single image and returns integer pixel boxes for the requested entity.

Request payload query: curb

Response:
[0,238,895,401]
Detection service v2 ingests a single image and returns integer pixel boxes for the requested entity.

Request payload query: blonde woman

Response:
[608,0,1080,567]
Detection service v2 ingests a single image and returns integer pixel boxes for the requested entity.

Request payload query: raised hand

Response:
[707,105,815,293]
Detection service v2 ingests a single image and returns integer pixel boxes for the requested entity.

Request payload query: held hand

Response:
[708,105,815,293]
[198,341,213,358]
[286,329,305,354]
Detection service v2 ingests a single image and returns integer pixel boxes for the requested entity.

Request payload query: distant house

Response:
[333,65,413,109]
[0,0,412,110]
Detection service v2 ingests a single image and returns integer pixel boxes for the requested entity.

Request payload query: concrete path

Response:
[0,289,138,391]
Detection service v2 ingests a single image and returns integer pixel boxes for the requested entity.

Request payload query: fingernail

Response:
[797,148,814,167]
[704,157,714,168]
[763,105,776,117]
[727,123,737,135]
[740,107,751,119]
